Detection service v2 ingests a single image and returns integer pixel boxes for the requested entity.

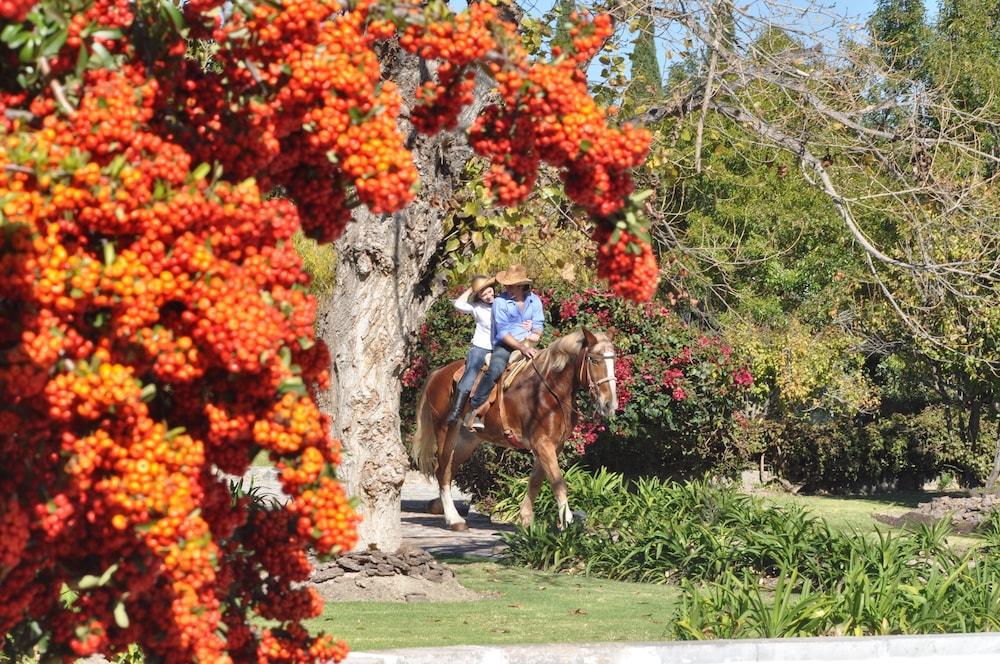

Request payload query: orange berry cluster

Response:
[2,0,655,660]
[0,64,356,662]
[593,226,660,302]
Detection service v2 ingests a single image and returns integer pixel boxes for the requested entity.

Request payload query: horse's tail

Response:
[411,377,439,477]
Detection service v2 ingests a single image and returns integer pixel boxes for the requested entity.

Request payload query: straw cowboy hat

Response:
[469,274,496,300]
[495,265,532,287]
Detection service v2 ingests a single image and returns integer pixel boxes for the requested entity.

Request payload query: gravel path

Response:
[237,467,513,559]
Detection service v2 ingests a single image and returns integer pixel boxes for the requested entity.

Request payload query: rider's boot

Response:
[465,402,488,431]
[446,390,471,425]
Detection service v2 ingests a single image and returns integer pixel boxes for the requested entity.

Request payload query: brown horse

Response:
[411,329,617,531]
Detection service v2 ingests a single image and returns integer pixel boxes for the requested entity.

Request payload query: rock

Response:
[312,566,345,583]
[337,557,364,572]
[405,593,428,603]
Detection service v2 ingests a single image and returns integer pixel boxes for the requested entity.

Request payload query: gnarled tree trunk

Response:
[316,46,493,551]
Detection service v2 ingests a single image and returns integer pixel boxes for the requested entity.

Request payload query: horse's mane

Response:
[534,330,587,375]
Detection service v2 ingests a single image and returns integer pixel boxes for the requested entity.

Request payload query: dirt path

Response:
[238,467,513,559]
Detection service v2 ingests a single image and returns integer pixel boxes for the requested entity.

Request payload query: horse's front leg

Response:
[534,442,572,529]
[436,424,467,531]
[519,458,546,527]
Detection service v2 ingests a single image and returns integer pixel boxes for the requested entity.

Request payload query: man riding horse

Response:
[464,265,544,430]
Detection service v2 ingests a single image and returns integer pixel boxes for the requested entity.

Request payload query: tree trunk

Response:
[316,47,493,551]
[315,207,431,552]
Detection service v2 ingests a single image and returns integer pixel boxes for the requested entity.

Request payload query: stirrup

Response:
[464,410,484,431]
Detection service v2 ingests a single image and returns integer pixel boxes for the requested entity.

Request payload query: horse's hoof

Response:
[426,498,444,515]
[449,522,469,532]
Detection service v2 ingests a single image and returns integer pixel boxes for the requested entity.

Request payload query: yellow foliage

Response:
[292,231,337,296]
[459,226,597,289]
[726,318,879,417]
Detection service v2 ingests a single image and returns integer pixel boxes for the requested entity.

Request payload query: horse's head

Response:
[581,328,618,418]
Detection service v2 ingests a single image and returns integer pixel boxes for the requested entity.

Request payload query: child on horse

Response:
[445,274,497,424]
[466,265,544,430]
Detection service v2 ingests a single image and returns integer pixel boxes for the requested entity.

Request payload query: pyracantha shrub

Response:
[1,0,652,661]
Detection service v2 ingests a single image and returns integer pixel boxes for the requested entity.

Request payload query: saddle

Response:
[451,351,534,449]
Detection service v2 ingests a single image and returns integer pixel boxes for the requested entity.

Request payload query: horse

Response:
[410,328,618,531]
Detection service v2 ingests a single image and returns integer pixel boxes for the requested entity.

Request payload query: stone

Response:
[312,566,345,583]
[337,557,364,572]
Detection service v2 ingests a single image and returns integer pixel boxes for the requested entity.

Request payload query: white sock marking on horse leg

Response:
[560,499,573,527]
[440,483,464,526]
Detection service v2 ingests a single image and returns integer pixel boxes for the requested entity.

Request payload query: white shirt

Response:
[454,294,493,350]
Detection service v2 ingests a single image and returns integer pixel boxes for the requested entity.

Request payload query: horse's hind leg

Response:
[429,433,480,517]
[436,424,467,531]
[534,441,573,529]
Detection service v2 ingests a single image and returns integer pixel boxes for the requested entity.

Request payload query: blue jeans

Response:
[469,345,512,408]
[456,346,491,394]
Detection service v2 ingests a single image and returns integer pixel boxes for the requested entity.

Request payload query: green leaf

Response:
[77,574,102,589]
[140,383,156,402]
[191,162,211,181]
[109,154,127,178]
[0,24,21,43]
[41,28,67,57]
[4,28,30,50]
[103,240,116,267]
[159,0,189,38]
[445,237,460,252]
[74,45,89,77]
[630,189,654,204]
[90,41,113,67]
[278,376,307,396]
[18,39,38,63]
[579,139,593,153]
[113,602,130,629]
[164,426,186,441]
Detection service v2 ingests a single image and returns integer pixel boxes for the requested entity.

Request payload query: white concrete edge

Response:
[343,632,1000,664]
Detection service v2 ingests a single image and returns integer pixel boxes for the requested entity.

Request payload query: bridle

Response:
[579,348,617,407]
[528,340,618,423]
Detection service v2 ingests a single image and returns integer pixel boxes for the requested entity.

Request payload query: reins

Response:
[527,342,616,424]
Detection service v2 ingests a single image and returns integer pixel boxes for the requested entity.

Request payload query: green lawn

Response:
[308,558,680,651]
[760,489,980,548]
[761,491,918,533]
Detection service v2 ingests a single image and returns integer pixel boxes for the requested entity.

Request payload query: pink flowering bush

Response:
[545,288,755,476]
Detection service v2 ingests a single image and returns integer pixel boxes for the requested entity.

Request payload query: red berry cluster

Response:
[593,226,659,302]
[0,0,34,21]
[0,66,356,662]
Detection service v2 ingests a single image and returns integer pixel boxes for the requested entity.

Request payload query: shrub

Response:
[1,0,654,660]
[499,467,1000,639]
[765,407,994,492]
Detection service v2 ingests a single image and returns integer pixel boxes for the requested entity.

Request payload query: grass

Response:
[307,558,680,651]
[759,489,980,549]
